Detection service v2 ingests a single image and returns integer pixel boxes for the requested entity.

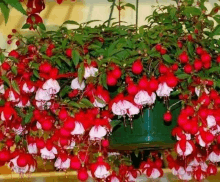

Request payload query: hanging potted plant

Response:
[1,0,220,181]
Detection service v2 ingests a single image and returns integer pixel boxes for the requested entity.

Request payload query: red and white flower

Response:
[40,143,57,159]
[195,86,209,97]
[54,154,70,170]
[112,100,139,116]
[8,154,36,174]
[93,95,106,108]
[5,89,20,102]
[42,78,60,95]
[208,149,220,163]
[89,125,107,140]
[71,121,85,135]
[175,139,195,156]
[22,82,35,93]
[12,125,25,135]
[134,90,156,106]
[90,156,110,179]
[156,82,173,97]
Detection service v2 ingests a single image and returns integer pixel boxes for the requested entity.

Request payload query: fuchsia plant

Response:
[1,0,220,181]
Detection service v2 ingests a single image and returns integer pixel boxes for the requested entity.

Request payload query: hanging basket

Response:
[110,99,181,150]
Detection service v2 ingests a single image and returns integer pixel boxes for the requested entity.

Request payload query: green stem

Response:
[136,0,139,32]
[168,100,182,110]
[108,0,116,27]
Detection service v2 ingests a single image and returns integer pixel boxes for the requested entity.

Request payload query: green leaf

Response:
[29,62,39,69]
[74,34,84,45]
[1,75,10,86]
[162,55,174,63]
[62,20,79,25]
[184,7,201,17]
[15,135,21,143]
[82,20,101,25]
[171,90,181,96]
[212,25,220,36]
[187,42,194,57]
[8,56,18,63]
[0,53,5,63]
[3,0,26,15]
[110,120,122,128]
[24,109,33,124]
[0,99,5,107]
[78,63,85,84]
[38,23,46,31]
[213,15,220,24]
[11,65,17,75]
[80,98,94,108]
[207,66,220,73]
[21,23,30,29]
[59,86,71,97]
[100,73,107,89]
[62,39,68,49]
[124,3,135,10]
[0,1,10,24]
[68,101,81,108]
[72,50,80,66]
[94,96,106,105]
[170,7,177,19]
[59,55,72,66]
[33,70,40,78]
[11,80,20,94]
[177,74,190,79]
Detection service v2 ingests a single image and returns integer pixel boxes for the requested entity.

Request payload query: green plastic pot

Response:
[109,99,181,150]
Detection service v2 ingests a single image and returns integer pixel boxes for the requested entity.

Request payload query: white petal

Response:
[179,172,192,180]
[150,168,161,179]
[208,152,220,163]
[112,101,127,116]
[89,126,107,140]
[54,158,62,168]
[84,67,98,79]
[0,85,5,94]
[28,143,38,154]
[184,142,193,156]
[127,103,140,116]
[207,115,216,128]
[42,79,60,95]
[71,122,85,135]
[71,77,85,90]
[94,165,110,179]
[134,91,156,106]
[35,89,51,101]
[176,144,183,156]
[198,135,206,147]
[36,121,42,129]
[111,177,120,182]
[156,83,173,97]
[52,147,58,154]
[61,158,70,169]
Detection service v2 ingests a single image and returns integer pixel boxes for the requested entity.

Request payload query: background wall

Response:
[0,0,217,50]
